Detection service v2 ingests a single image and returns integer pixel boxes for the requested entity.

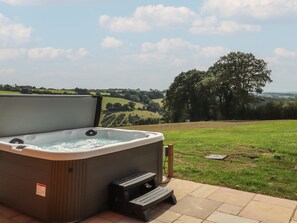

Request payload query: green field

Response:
[102,97,144,110]
[152,98,164,107]
[0,90,21,94]
[48,89,76,94]
[122,120,297,200]
[101,110,161,127]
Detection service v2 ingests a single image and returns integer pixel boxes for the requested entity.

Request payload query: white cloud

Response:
[99,4,195,32]
[190,16,261,34]
[0,68,16,74]
[0,48,27,60]
[0,13,32,46]
[101,36,123,48]
[27,47,88,60]
[0,0,97,6]
[99,4,261,34]
[0,47,88,61]
[99,15,150,32]
[201,0,297,19]
[201,46,230,58]
[274,48,297,57]
[123,38,229,68]
[141,38,200,53]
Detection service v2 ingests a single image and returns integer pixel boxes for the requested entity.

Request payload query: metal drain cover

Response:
[204,154,228,160]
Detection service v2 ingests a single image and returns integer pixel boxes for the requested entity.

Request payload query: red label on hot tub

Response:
[36,183,46,197]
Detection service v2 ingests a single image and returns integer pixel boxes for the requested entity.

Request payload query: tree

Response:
[128,102,136,110]
[208,52,272,119]
[147,101,161,113]
[164,69,212,122]
[106,103,113,111]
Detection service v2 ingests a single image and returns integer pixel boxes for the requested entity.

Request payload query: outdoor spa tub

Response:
[0,95,164,222]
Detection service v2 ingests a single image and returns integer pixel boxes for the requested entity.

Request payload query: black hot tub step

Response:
[128,186,177,221]
[113,172,157,190]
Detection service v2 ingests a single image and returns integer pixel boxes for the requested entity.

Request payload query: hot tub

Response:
[0,95,164,222]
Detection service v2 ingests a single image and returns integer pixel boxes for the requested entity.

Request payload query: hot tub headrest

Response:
[0,95,102,137]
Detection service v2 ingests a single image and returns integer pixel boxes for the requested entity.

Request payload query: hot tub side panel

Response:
[0,140,163,222]
[0,151,52,220]
[0,151,88,223]
[84,141,163,218]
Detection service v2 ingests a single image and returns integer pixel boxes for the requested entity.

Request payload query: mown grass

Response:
[122,120,297,200]
[0,90,21,94]
[48,89,76,94]
[152,98,164,107]
[101,97,144,110]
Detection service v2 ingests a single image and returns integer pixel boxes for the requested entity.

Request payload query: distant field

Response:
[152,98,164,106]
[49,89,76,94]
[0,90,20,94]
[101,110,161,127]
[122,120,297,200]
[102,97,144,110]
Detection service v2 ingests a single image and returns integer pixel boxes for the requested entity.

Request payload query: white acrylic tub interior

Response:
[0,127,164,161]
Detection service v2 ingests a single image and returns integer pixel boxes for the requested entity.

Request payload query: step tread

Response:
[113,172,156,190]
[129,187,173,209]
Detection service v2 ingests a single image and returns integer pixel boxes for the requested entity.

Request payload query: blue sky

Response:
[0,0,297,91]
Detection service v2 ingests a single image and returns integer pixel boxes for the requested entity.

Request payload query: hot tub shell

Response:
[0,95,164,222]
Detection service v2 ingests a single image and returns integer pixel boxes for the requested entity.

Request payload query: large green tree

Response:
[164,69,213,122]
[208,52,272,119]
[164,52,272,122]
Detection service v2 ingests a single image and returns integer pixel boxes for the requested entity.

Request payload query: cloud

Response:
[201,46,230,58]
[141,38,200,53]
[0,0,97,6]
[190,16,261,34]
[201,0,297,19]
[0,48,27,60]
[27,47,88,60]
[0,68,16,74]
[0,47,88,61]
[123,38,229,67]
[274,48,297,57]
[99,4,195,32]
[0,13,32,46]
[101,36,123,48]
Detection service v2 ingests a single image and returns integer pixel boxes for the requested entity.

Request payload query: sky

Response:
[0,0,297,91]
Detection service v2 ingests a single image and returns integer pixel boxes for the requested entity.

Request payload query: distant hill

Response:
[261,92,297,99]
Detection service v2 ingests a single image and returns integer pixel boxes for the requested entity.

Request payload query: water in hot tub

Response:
[39,137,128,152]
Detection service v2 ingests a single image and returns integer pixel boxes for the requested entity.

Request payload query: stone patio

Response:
[0,178,296,223]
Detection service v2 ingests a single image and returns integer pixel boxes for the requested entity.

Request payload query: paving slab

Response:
[207,211,259,223]
[150,210,181,223]
[96,211,125,222]
[293,209,297,220]
[170,195,222,219]
[190,184,220,198]
[165,178,201,201]
[207,187,255,207]
[216,203,243,215]
[174,215,203,223]
[10,214,32,223]
[253,194,297,209]
[0,204,20,218]
[239,200,294,223]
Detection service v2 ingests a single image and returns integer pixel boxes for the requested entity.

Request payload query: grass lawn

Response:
[49,89,76,94]
[0,90,21,94]
[102,97,144,110]
[152,98,164,107]
[122,120,297,200]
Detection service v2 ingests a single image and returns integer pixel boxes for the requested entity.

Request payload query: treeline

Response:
[164,52,274,122]
[252,100,297,120]
[101,113,160,127]
[164,51,297,122]
[105,101,162,113]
